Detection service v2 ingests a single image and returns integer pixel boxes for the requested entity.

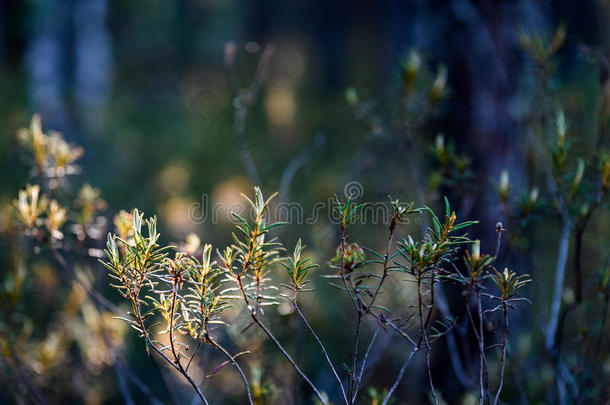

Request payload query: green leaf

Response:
[452,221,478,232]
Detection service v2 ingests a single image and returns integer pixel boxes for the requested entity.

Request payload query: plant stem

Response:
[169,285,182,367]
[418,275,439,405]
[150,354,182,405]
[594,293,609,372]
[294,301,348,404]
[147,337,209,405]
[4,343,47,405]
[545,220,571,351]
[113,361,135,405]
[236,276,326,403]
[493,301,509,405]
[228,45,274,186]
[367,218,397,313]
[186,340,202,372]
[120,360,165,405]
[381,347,418,405]
[465,297,489,404]
[478,290,485,405]
[51,249,121,314]
[337,223,366,404]
[352,325,380,403]
[555,185,606,357]
[349,311,363,403]
[209,337,254,405]
[139,279,208,405]
[420,268,437,344]
[339,226,359,311]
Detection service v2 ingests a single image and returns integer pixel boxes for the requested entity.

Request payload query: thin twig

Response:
[594,293,609,372]
[434,281,474,389]
[477,289,486,405]
[236,276,326,403]
[186,340,202,373]
[208,337,254,405]
[51,249,121,314]
[524,118,573,355]
[228,45,275,186]
[147,338,209,405]
[352,325,380,403]
[492,301,509,405]
[338,223,367,404]
[339,227,359,311]
[113,361,136,405]
[120,360,166,405]
[418,275,439,405]
[381,347,418,405]
[5,343,47,405]
[376,314,417,347]
[366,217,397,313]
[465,294,490,405]
[349,313,363,403]
[151,354,181,405]
[167,281,210,405]
[279,133,325,200]
[294,301,348,405]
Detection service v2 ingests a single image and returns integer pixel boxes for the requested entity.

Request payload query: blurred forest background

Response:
[1,0,609,404]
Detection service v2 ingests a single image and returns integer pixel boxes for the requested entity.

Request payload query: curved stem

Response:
[294,301,348,405]
[339,227,359,311]
[237,276,326,403]
[186,340,202,372]
[352,325,380,403]
[147,338,209,405]
[169,287,182,367]
[338,224,366,404]
[143,282,208,405]
[493,228,504,262]
[349,311,363,403]
[418,276,439,405]
[381,347,418,405]
[367,218,397,313]
[465,295,490,403]
[493,302,509,405]
[209,337,254,405]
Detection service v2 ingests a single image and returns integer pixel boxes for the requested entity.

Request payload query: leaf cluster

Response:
[222,187,285,307]
[491,268,532,302]
[281,239,319,293]
[101,209,170,336]
[395,198,476,278]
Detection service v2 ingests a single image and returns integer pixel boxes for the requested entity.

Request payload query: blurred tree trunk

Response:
[25,0,111,140]
[73,0,111,135]
[25,0,70,132]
